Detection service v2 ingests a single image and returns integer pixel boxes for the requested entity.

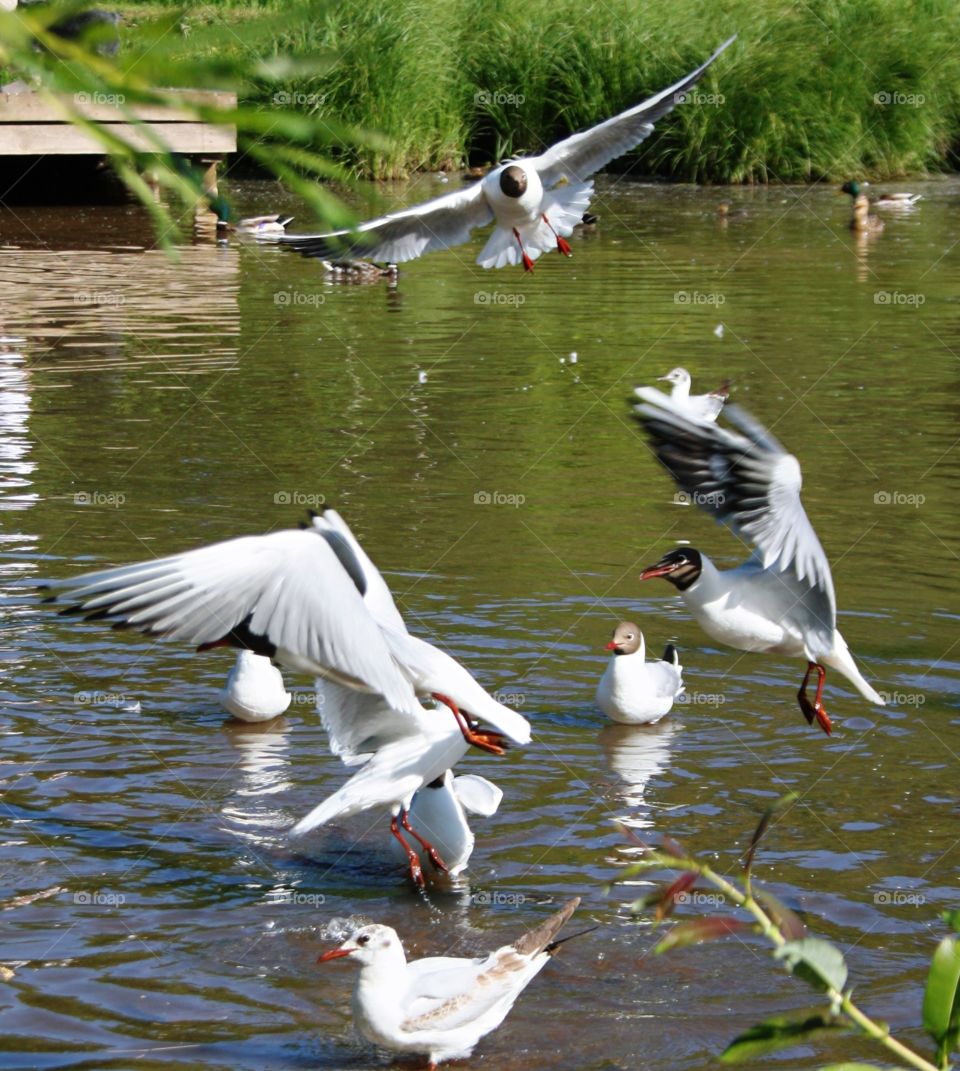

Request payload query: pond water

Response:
[0,175,958,1070]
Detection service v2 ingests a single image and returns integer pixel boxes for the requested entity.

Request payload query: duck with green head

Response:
[841,180,883,234]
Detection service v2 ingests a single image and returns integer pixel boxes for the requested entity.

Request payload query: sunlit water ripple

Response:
[0,176,957,1070]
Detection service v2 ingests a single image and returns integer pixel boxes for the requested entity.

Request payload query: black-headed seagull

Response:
[264,36,735,272]
[318,898,581,1068]
[595,622,684,724]
[632,390,885,734]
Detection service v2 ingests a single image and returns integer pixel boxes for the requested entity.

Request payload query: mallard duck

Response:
[321,259,398,281]
[874,190,922,209]
[716,200,748,222]
[234,214,294,235]
[841,180,883,234]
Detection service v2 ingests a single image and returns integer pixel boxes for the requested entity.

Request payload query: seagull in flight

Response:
[264,36,735,272]
[632,389,885,734]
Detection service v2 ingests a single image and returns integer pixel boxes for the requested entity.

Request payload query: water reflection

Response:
[598,720,679,829]
[0,244,240,376]
[0,349,36,512]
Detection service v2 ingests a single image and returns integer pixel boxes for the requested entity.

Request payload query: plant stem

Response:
[648,852,941,1071]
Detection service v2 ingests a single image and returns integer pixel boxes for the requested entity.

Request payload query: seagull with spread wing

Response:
[262,36,735,272]
[632,389,884,734]
[43,508,529,753]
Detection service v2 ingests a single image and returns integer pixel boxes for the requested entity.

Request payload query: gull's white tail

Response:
[826,632,885,705]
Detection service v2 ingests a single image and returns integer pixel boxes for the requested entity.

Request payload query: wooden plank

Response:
[0,121,236,154]
[0,88,237,122]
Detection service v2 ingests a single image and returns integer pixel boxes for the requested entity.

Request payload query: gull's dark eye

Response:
[357,934,370,946]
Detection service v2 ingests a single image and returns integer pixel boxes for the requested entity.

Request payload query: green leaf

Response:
[942,910,960,935]
[818,1064,887,1070]
[720,1010,844,1063]
[743,792,799,876]
[922,935,960,1052]
[755,888,807,941]
[775,938,848,993]
[654,916,754,954]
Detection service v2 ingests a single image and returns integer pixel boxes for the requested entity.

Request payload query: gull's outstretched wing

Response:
[633,390,836,640]
[44,528,419,716]
[534,36,736,187]
[268,181,493,264]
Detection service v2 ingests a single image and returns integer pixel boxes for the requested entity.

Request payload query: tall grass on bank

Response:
[123,0,960,182]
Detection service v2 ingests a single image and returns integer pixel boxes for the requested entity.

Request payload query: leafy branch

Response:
[0,1,383,243]
[616,798,960,1071]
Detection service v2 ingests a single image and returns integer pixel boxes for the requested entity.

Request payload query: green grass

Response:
[117,0,960,181]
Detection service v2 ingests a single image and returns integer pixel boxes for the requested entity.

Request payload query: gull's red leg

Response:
[542,213,572,256]
[431,692,508,756]
[797,661,832,736]
[512,227,535,272]
[390,813,425,887]
[400,810,449,873]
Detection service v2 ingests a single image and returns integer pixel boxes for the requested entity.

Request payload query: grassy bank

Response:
[120,0,960,182]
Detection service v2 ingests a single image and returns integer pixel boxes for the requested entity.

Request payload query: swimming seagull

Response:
[318,897,582,1068]
[631,389,885,735]
[654,367,729,422]
[42,508,531,757]
[261,37,735,272]
[218,648,292,722]
[595,623,684,724]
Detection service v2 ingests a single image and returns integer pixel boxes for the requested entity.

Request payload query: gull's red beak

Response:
[605,640,618,651]
[640,562,676,580]
[317,948,353,964]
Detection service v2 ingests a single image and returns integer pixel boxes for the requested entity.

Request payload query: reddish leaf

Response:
[616,823,652,852]
[655,915,754,953]
[742,792,798,875]
[656,872,697,922]
[660,835,688,859]
[755,888,807,941]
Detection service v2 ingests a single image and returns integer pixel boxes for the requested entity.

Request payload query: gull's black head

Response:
[640,547,703,591]
[499,165,528,199]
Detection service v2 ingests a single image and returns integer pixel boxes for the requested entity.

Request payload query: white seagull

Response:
[290,511,514,886]
[655,367,729,422]
[596,622,684,724]
[632,390,885,735]
[291,693,473,887]
[318,897,581,1069]
[389,771,503,877]
[43,508,531,758]
[218,648,291,722]
[264,37,735,272]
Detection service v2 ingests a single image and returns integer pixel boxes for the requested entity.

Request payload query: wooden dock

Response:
[0,88,236,196]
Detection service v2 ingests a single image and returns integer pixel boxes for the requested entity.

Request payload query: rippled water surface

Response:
[1,177,958,1070]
